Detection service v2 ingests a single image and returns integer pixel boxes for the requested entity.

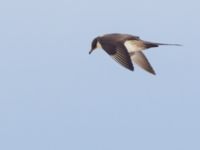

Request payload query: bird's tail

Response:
[143,41,182,49]
[154,43,182,46]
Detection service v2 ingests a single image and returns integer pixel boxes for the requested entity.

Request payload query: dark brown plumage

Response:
[89,33,181,75]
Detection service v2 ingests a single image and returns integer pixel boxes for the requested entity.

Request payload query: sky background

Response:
[0,0,200,150]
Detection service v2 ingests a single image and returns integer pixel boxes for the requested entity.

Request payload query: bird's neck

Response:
[96,41,102,49]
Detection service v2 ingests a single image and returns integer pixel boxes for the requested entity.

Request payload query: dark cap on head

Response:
[89,37,99,54]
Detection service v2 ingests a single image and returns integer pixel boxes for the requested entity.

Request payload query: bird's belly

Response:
[124,40,145,53]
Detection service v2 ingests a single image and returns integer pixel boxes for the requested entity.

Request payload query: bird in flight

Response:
[89,33,181,75]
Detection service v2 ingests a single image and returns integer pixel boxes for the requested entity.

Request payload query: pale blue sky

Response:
[0,0,200,150]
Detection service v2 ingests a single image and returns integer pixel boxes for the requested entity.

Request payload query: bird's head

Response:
[89,37,101,54]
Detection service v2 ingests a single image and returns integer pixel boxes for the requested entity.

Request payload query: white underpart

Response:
[124,40,146,53]
[96,41,102,49]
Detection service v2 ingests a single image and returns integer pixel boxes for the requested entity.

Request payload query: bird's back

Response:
[101,33,140,43]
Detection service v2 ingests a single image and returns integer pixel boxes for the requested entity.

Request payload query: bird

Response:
[89,33,181,75]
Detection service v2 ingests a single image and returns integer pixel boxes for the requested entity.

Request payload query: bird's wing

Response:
[124,40,146,52]
[110,46,134,71]
[130,51,156,75]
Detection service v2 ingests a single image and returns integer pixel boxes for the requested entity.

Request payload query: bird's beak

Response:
[89,49,93,54]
